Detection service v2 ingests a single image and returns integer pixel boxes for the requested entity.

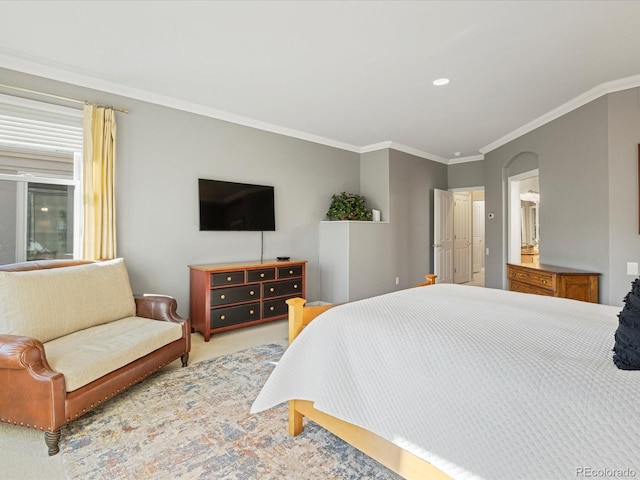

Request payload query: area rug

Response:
[61,341,401,480]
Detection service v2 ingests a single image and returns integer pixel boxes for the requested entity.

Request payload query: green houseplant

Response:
[326,192,373,221]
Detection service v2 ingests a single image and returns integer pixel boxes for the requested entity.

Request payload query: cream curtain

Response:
[82,104,117,260]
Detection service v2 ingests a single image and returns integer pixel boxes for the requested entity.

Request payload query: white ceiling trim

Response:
[448,154,484,165]
[359,141,393,152]
[4,54,639,165]
[0,54,362,154]
[360,141,448,164]
[480,73,640,155]
[385,142,449,164]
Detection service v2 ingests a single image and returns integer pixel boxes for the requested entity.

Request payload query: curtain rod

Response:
[0,82,129,114]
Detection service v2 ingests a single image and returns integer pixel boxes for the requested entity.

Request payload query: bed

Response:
[251,278,640,479]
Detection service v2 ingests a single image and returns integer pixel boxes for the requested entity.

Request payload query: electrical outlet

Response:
[395,277,400,285]
[627,262,639,276]
[486,248,489,256]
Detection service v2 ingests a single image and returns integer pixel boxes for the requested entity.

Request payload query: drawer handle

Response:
[270,287,275,292]
[227,276,232,282]
[250,309,254,314]
[220,315,226,320]
[250,290,255,295]
[294,284,298,289]
[220,294,225,300]
[260,273,265,278]
[269,306,275,311]
[289,270,294,274]
[541,279,547,285]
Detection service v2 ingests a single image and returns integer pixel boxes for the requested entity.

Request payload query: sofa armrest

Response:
[0,334,67,435]
[0,334,59,378]
[134,295,191,359]
[134,294,188,325]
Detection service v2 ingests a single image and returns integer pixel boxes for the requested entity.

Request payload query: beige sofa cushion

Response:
[0,258,136,343]
[44,316,183,392]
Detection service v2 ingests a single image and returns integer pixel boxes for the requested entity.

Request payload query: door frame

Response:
[472,199,485,273]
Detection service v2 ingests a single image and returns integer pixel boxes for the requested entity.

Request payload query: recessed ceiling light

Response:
[433,78,450,86]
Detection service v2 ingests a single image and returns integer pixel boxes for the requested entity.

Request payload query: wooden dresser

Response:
[189,259,306,341]
[507,263,599,303]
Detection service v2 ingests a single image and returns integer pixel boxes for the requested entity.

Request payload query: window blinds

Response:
[0,94,82,154]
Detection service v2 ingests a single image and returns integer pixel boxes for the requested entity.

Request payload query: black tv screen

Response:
[198,178,275,231]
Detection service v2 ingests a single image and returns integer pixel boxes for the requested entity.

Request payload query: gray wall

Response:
[1,68,361,316]
[317,148,447,302]
[482,91,640,306]
[360,149,389,220]
[485,97,610,302]
[448,159,484,189]
[118,101,361,314]
[5,67,637,310]
[607,87,640,304]
[389,149,448,286]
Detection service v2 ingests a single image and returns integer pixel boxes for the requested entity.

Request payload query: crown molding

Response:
[360,141,448,164]
[480,73,640,154]
[448,154,484,165]
[0,54,362,153]
[359,141,393,153]
[4,54,639,163]
[387,142,449,164]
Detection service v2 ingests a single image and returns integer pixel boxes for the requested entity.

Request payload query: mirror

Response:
[519,178,539,264]
[521,200,539,245]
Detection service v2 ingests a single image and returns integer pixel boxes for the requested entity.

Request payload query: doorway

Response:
[434,188,485,286]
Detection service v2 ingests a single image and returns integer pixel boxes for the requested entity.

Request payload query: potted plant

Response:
[326,192,373,221]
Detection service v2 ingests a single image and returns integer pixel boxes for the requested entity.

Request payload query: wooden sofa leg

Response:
[45,430,61,456]
[181,352,189,367]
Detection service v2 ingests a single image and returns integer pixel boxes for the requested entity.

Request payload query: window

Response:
[0,94,83,265]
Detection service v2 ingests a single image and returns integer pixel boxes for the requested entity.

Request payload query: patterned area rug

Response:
[61,342,401,479]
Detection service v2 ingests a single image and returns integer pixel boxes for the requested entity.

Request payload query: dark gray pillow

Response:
[613,279,640,370]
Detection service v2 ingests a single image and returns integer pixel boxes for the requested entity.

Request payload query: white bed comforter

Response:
[251,284,640,480]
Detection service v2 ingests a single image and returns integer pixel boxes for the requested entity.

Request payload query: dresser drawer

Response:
[210,271,244,287]
[210,284,259,306]
[247,268,275,282]
[210,302,260,328]
[509,280,554,297]
[263,296,295,318]
[508,266,554,291]
[278,265,303,278]
[263,279,302,298]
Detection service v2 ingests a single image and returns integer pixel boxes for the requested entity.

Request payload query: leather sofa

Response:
[0,258,191,455]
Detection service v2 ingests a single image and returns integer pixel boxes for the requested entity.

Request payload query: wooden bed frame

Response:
[285,274,452,480]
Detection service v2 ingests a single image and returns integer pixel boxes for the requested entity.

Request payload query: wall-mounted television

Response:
[198,178,275,231]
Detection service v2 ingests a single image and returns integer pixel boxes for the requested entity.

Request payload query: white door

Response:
[433,189,454,283]
[472,200,485,273]
[453,192,472,283]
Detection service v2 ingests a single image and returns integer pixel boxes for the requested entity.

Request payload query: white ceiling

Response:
[1,1,640,163]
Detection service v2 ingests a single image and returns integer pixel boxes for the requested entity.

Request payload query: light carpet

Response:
[61,341,401,479]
